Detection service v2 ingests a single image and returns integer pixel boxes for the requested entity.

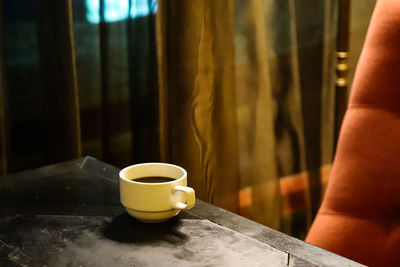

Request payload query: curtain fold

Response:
[99,0,112,162]
[293,0,326,218]
[234,0,281,229]
[127,0,159,163]
[36,0,82,161]
[157,0,240,212]
[321,0,339,195]
[266,0,307,179]
[0,0,7,175]
[265,0,310,232]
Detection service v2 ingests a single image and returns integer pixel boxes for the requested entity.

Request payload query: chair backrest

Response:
[306,0,400,266]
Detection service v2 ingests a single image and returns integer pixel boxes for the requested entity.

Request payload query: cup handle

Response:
[172,185,195,210]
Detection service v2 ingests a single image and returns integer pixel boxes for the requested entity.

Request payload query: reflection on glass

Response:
[86,0,158,23]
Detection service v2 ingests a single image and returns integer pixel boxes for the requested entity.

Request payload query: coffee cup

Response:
[119,163,195,222]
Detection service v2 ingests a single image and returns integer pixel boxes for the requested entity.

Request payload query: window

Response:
[86,0,157,23]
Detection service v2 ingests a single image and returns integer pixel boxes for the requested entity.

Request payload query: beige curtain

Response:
[234,0,284,229]
[156,0,340,236]
[157,0,240,212]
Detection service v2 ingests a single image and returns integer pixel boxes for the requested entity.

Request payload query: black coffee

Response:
[133,176,175,183]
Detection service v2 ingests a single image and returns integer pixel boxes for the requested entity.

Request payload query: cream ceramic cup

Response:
[119,163,195,222]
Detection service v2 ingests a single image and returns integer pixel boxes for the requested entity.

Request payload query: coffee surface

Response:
[133,177,175,183]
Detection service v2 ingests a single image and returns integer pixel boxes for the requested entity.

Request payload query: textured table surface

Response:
[0,157,364,266]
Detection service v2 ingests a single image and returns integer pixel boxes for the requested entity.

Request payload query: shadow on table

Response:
[102,213,189,244]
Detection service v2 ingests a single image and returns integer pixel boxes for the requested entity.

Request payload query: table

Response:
[0,157,364,266]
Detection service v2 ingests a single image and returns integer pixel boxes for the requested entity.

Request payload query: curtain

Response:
[157,0,240,213]
[0,0,376,238]
[0,0,158,171]
[0,0,6,175]
[0,0,81,172]
[156,0,335,235]
[73,0,159,166]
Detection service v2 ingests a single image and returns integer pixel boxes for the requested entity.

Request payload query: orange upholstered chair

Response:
[306,0,400,266]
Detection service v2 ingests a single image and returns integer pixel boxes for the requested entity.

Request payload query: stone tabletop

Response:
[0,157,364,266]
